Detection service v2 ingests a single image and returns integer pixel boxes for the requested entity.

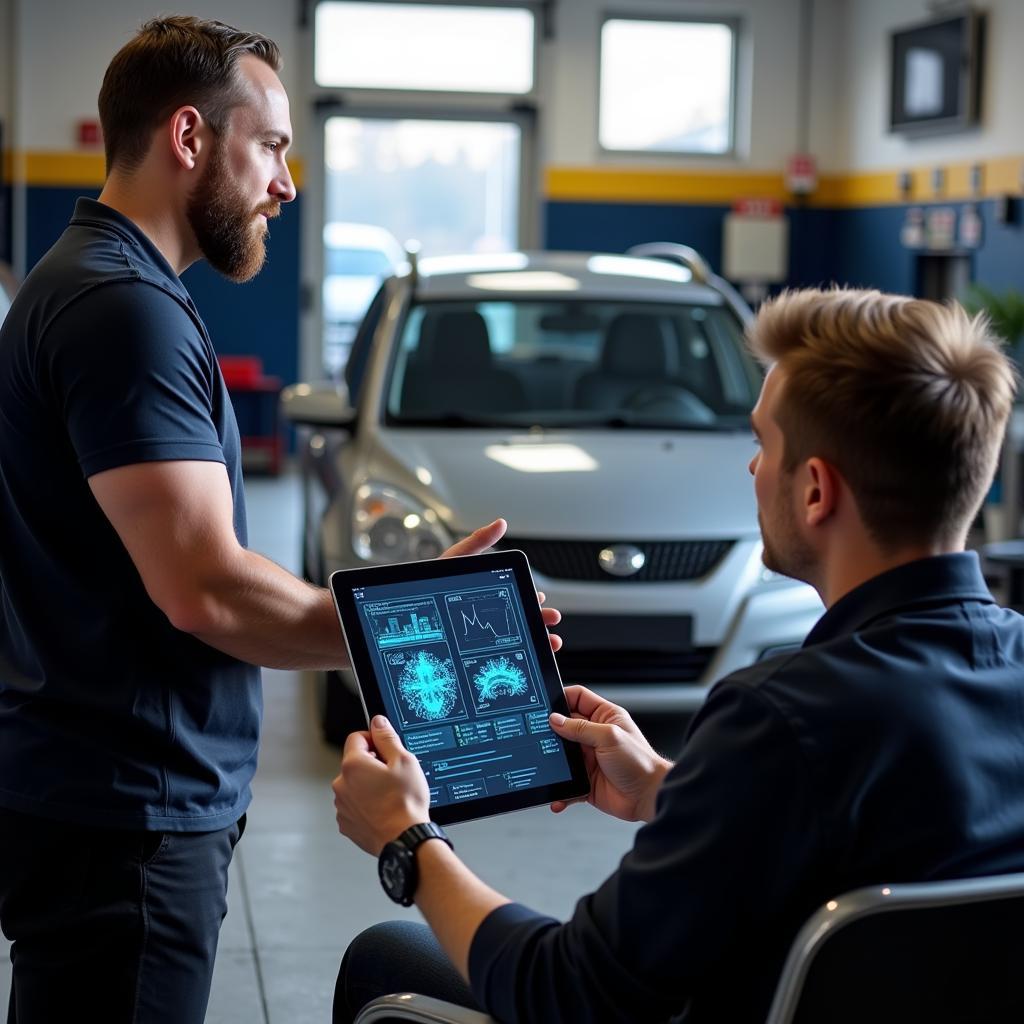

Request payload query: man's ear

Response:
[168,106,205,171]
[802,457,840,527]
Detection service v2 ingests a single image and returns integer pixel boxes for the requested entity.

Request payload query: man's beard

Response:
[187,144,279,283]
[759,477,816,583]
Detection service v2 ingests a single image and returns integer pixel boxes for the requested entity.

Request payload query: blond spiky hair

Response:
[748,287,1017,548]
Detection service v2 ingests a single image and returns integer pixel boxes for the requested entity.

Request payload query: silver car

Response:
[285,244,823,741]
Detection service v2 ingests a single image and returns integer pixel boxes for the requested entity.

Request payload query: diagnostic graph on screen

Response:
[445,586,524,654]
[382,641,469,728]
[363,597,445,649]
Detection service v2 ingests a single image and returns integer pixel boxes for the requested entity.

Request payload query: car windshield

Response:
[385,298,762,430]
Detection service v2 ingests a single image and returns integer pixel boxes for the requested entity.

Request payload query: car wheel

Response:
[318,668,369,746]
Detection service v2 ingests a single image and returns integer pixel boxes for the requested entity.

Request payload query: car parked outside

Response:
[322,221,404,374]
[285,244,823,742]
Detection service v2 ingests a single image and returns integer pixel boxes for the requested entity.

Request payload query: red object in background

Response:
[218,355,265,388]
[786,153,818,194]
[217,356,283,475]
[732,197,784,218]
[77,119,102,147]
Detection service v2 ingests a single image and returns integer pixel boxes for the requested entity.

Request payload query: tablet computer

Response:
[329,550,590,825]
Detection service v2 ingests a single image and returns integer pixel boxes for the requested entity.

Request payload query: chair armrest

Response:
[354,993,498,1024]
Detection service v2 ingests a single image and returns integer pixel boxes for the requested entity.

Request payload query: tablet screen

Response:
[343,558,579,816]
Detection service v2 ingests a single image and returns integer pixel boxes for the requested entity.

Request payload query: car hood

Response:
[368,429,759,538]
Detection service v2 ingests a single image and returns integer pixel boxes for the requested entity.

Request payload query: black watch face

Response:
[379,842,415,905]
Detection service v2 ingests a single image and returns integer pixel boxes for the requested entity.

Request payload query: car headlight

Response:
[352,483,451,564]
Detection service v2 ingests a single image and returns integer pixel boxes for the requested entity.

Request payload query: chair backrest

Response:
[765,873,1024,1024]
[572,312,679,412]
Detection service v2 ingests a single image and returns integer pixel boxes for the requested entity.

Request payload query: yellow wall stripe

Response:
[3,149,1018,210]
[546,157,1023,208]
[546,166,789,204]
[3,151,306,190]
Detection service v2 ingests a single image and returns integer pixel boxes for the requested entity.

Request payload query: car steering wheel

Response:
[620,385,715,422]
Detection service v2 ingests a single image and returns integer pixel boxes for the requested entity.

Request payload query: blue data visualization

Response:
[352,565,572,809]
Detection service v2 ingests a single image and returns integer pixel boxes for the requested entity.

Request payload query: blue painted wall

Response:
[544,199,730,272]
[544,196,1024,299]
[23,185,301,386]
[0,185,11,264]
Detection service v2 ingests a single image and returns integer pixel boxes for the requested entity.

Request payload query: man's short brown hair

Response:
[98,15,281,175]
[748,287,1017,549]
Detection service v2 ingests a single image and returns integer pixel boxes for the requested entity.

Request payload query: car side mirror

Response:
[280,381,357,430]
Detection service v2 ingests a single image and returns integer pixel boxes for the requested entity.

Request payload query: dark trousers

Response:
[334,920,480,1023]
[0,805,244,1024]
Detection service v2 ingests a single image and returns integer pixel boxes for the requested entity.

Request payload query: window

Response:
[315,2,535,93]
[598,18,736,154]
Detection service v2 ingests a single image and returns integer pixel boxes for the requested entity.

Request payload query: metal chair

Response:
[765,872,1024,1024]
[353,993,495,1023]
[354,873,1024,1024]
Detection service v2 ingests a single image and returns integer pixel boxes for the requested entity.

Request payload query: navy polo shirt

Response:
[0,198,261,831]
[468,553,1024,1023]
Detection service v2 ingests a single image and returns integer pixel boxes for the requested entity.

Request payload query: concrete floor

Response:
[1,469,677,1022]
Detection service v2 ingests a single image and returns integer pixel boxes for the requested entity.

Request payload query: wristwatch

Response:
[378,822,453,906]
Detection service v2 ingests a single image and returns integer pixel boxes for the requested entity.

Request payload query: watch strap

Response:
[395,821,452,853]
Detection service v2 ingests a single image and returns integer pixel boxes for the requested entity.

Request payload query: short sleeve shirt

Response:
[0,198,261,831]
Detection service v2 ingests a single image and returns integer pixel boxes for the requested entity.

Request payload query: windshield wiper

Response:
[551,415,729,431]
[388,412,521,429]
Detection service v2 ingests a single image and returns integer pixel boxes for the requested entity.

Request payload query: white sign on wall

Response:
[723,199,789,283]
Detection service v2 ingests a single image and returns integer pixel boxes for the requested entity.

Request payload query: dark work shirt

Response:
[468,553,1024,1022]
[0,198,261,831]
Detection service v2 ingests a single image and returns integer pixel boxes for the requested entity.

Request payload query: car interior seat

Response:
[399,310,526,418]
[572,312,714,422]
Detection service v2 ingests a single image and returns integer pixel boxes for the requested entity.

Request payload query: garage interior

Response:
[2,0,1024,1021]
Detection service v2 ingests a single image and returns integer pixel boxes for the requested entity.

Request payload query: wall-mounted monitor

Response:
[889,11,984,134]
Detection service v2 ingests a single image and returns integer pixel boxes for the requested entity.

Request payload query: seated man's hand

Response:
[333,716,431,857]
[439,518,562,654]
[549,686,673,824]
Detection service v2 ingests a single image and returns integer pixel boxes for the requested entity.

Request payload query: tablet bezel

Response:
[329,550,590,825]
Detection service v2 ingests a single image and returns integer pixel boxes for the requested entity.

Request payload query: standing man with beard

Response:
[0,16,535,1024]
[332,288,1024,1024]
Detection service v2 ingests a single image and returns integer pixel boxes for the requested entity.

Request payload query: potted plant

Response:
[961,285,1024,542]
[962,284,1024,366]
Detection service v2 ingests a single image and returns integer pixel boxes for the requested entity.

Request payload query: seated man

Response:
[331,287,1024,1024]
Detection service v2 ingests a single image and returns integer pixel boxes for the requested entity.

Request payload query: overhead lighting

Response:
[422,253,529,276]
[587,254,692,283]
[467,271,581,292]
[485,442,597,473]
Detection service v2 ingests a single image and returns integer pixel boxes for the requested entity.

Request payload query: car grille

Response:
[496,538,734,582]
[555,647,717,685]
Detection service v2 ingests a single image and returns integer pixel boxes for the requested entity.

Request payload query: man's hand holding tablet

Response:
[548,685,674,823]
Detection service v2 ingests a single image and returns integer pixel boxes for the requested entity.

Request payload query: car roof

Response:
[411,251,726,304]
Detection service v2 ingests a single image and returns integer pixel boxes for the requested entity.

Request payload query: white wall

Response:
[835,0,1024,170]
[15,0,1017,181]
[13,0,305,153]
[10,0,843,176]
